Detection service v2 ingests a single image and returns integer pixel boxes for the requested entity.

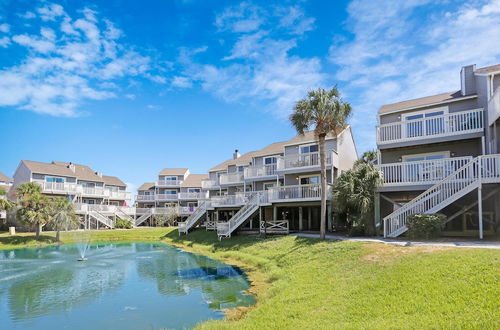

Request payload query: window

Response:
[165,190,177,195]
[300,144,318,154]
[238,166,244,172]
[263,182,277,190]
[187,188,201,193]
[82,199,95,204]
[164,176,177,182]
[106,186,119,192]
[264,157,277,164]
[188,202,197,211]
[299,176,320,185]
[46,176,65,183]
[402,152,450,182]
[80,181,96,188]
[403,107,447,137]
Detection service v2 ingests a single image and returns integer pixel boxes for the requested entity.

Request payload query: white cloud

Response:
[0,23,9,33]
[125,93,136,100]
[329,0,500,152]
[171,76,193,88]
[182,3,322,117]
[0,2,159,116]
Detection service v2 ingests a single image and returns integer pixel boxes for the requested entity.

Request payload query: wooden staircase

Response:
[384,154,500,237]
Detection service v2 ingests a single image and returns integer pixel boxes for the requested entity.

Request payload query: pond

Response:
[0,242,255,329]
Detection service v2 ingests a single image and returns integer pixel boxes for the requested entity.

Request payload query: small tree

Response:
[290,87,352,239]
[0,187,15,215]
[153,208,180,227]
[16,183,51,238]
[333,151,383,235]
[51,198,80,242]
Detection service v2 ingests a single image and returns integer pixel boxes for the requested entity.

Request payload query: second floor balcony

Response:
[377,108,484,146]
[136,194,155,202]
[277,151,337,173]
[244,164,278,180]
[267,184,331,202]
[376,156,473,187]
[178,192,207,200]
[156,179,183,187]
[155,193,178,201]
[35,181,130,200]
[201,179,220,190]
[219,172,244,185]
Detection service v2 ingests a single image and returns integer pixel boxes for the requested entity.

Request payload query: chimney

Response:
[233,149,240,160]
[95,171,102,177]
[460,64,477,96]
[67,162,75,172]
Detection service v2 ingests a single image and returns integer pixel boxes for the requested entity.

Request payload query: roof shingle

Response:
[378,91,474,114]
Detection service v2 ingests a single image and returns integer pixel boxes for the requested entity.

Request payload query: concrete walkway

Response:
[292,233,500,249]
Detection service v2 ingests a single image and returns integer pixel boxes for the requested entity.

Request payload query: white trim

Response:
[401,106,448,120]
[299,143,319,154]
[378,94,477,116]
[401,151,451,162]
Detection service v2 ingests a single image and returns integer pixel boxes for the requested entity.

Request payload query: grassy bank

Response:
[1,228,499,329]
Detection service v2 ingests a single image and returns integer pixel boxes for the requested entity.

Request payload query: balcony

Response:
[156,179,183,187]
[211,194,246,207]
[377,108,484,146]
[35,181,80,194]
[136,194,155,202]
[219,172,244,185]
[277,151,336,173]
[108,190,131,200]
[178,192,207,200]
[267,184,330,202]
[35,181,130,200]
[155,193,178,201]
[179,206,197,214]
[245,164,278,180]
[377,156,473,187]
[201,179,220,190]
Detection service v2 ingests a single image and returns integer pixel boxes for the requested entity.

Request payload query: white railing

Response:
[201,179,219,189]
[377,156,473,186]
[179,206,196,214]
[488,88,500,126]
[260,220,289,234]
[383,154,500,237]
[268,184,329,201]
[34,181,79,194]
[217,193,261,239]
[81,186,107,197]
[135,208,153,226]
[178,192,207,200]
[108,190,131,200]
[377,108,484,145]
[89,211,114,229]
[156,179,183,187]
[277,151,333,170]
[34,181,131,200]
[178,200,210,234]
[211,194,246,207]
[135,207,151,214]
[155,193,178,201]
[136,194,155,201]
[219,172,245,185]
[245,164,277,178]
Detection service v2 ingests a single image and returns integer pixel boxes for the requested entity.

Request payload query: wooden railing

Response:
[377,108,484,145]
[245,164,278,178]
[377,156,473,186]
[267,184,329,201]
[260,220,289,234]
[219,172,245,185]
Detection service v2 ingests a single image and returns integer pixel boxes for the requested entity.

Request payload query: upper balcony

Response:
[136,194,155,202]
[267,184,331,202]
[156,179,183,187]
[219,172,244,186]
[377,108,484,148]
[155,193,178,201]
[178,192,207,200]
[244,164,278,181]
[376,156,473,190]
[277,151,337,174]
[35,181,130,200]
[201,179,220,190]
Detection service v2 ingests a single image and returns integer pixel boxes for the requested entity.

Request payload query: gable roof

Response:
[181,174,209,187]
[0,172,12,183]
[476,64,500,74]
[378,91,476,114]
[209,151,258,172]
[159,168,189,176]
[52,161,104,182]
[102,175,126,187]
[23,160,77,178]
[138,182,155,191]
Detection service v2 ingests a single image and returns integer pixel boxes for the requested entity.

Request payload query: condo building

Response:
[135,169,208,226]
[376,63,500,239]
[179,128,358,238]
[0,172,12,222]
[11,160,134,228]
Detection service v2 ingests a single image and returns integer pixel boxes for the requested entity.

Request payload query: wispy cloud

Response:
[180,2,323,117]
[0,2,161,116]
[330,0,500,152]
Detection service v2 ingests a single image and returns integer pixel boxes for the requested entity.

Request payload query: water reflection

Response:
[0,243,254,329]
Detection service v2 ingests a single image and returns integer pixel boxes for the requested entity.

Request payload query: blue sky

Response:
[1,0,500,195]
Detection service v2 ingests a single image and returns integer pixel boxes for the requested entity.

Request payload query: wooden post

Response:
[327,204,332,232]
[299,207,303,231]
[478,185,483,239]
[273,206,277,221]
[308,207,312,230]
[374,192,381,234]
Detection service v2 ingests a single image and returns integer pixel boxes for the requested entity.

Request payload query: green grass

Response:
[1,228,499,329]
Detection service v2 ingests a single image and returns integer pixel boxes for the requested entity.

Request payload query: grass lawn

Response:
[1,228,499,329]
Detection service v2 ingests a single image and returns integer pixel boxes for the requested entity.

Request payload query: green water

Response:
[0,242,254,329]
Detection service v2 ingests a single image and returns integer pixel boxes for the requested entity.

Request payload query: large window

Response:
[263,182,277,190]
[187,188,201,193]
[164,176,177,182]
[165,190,177,195]
[402,152,450,182]
[46,176,65,183]
[403,107,447,138]
[299,176,320,185]
[300,144,318,154]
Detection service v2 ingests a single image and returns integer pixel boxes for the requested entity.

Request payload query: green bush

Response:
[348,225,367,236]
[407,213,446,239]
[115,217,133,229]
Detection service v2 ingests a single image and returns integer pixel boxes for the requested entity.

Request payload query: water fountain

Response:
[71,230,91,261]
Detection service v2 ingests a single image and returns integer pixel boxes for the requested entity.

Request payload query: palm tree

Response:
[333,151,383,234]
[290,87,352,239]
[16,183,51,238]
[51,198,79,242]
[0,187,15,215]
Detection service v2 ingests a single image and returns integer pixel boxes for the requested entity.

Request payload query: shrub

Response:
[406,213,446,239]
[348,225,366,237]
[115,217,133,229]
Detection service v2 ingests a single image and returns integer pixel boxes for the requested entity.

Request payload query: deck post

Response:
[327,204,332,232]
[299,207,303,231]
[308,207,312,230]
[478,185,483,239]
[374,192,381,233]
[273,206,277,221]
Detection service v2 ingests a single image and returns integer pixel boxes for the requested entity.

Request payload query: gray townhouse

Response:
[11,160,134,229]
[179,128,358,239]
[135,168,208,226]
[376,63,500,239]
[0,172,12,223]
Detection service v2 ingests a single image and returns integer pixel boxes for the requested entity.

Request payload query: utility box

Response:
[9,227,15,235]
